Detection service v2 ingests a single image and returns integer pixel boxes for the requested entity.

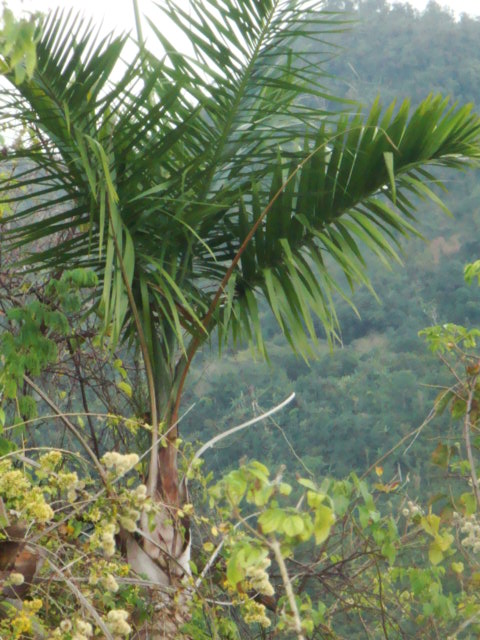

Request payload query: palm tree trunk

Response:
[135,584,193,640]
[126,346,194,638]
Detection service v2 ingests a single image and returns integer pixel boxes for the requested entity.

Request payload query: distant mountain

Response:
[322,0,480,108]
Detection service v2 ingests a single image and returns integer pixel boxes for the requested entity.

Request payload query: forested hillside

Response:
[325,0,480,107]
[181,0,480,490]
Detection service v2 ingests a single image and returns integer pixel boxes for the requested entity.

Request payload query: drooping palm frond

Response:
[211,96,480,357]
[1,0,479,378]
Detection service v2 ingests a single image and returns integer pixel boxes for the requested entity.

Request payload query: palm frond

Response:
[212,96,480,356]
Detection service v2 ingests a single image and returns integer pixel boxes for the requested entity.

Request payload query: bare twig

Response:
[67,338,101,459]
[270,538,305,640]
[193,513,259,591]
[23,375,107,485]
[253,397,314,478]
[448,609,480,638]
[189,392,295,469]
[361,408,437,480]
[36,548,114,640]
[464,374,480,508]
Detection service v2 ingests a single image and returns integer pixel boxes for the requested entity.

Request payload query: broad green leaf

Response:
[297,478,317,491]
[282,514,305,538]
[0,436,15,455]
[117,381,133,398]
[225,471,247,505]
[251,485,274,507]
[3,378,17,399]
[428,541,444,566]
[226,549,245,587]
[421,514,440,537]
[258,508,286,535]
[313,504,335,545]
[307,491,327,509]
[381,541,397,565]
[247,461,270,480]
[461,492,477,516]
[278,483,292,496]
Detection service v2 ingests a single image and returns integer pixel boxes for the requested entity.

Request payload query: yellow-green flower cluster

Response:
[7,572,25,586]
[56,471,85,503]
[50,619,90,639]
[132,483,147,504]
[88,559,124,593]
[454,511,480,553]
[401,500,423,519]
[39,450,62,471]
[0,460,53,523]
[50,619,89,640]
[71,619,93,640]
[243,600,270,628]
[9,611,32,637]
[59,620,73,633]
[246,557,274,597]
[87,482,147,547]
[102,452,139,477]
[106,609,132,637]
[0,461,30,498]
[117,485,148,532]
[3,599,43,639]
[115,483,149,533]
[100,521,116,557]
[117,508,139,533]
[103,573,120,592]
[22,487,54,522]
[90,521,117,557]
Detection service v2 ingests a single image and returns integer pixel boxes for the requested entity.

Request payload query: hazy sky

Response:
[15,0,480,38]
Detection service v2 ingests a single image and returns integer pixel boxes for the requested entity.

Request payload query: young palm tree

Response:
[1,0,480,633]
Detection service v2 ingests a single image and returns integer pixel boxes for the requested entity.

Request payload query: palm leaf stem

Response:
[171,131,342,425]
[104,196,160,499]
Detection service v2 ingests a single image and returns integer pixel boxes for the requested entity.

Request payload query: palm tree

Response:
[1,0,480,633]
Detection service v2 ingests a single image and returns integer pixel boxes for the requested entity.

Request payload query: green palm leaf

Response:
[216,96,480,355]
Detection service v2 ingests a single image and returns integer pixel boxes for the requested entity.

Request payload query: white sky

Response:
[396,0,480,16]
[14,0,480,39]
